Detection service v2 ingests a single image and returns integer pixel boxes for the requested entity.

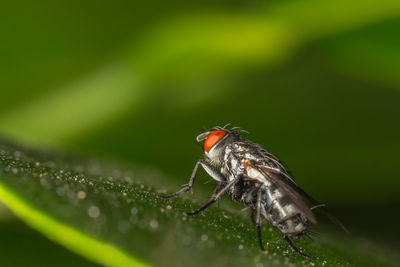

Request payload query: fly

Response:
[159,125,349,258]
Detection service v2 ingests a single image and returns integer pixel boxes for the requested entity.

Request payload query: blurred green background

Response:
[1,0,400,266]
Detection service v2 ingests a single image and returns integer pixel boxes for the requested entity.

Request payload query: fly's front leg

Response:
[158,160,224,199]
[158,160,203,199]
[186,176,240,216]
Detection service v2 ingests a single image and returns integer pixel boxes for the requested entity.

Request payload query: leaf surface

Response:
[0,139,398,267]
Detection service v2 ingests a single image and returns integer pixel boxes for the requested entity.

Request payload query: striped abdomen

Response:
[262,185,308,237]
[229,179,308,237]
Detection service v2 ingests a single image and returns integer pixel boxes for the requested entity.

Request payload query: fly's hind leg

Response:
[250,209,256,226]
[255,189,267,252]
[282,234,310,259]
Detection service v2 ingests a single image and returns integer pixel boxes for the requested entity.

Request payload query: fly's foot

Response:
[157,193,174,199]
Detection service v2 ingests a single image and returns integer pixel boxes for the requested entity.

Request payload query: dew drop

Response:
[149,219,159,230]
[77,191,87,199]
[130,207,138,215]
[88,206,100,218]
[201,234,208,241]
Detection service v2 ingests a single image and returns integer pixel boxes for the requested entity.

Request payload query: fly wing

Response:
[290,182,350,234]
[243,159,317,224]
[257,152,350,234]
[249,155,349,233]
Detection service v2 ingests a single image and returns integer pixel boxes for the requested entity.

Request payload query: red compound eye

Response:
[204,130,227,152]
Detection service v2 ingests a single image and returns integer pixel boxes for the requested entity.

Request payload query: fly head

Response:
[197,126,240,165]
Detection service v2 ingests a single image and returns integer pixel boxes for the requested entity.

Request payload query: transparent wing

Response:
[289,181,350,234]
[244,159,317,224]
[250,156,349,233]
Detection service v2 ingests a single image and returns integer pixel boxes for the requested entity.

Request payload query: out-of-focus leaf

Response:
[314,18,400,87]
[0,64,141,146]
[1,1,399,147]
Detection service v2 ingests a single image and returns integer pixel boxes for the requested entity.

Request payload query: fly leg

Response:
[250,209,256,226]
[256,189,267,252]
[158,160,224,199]
[186,176,240,215]
[282,234,310,258]
[211,183,225,208]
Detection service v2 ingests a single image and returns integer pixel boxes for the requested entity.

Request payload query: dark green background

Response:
[1,0,399,266]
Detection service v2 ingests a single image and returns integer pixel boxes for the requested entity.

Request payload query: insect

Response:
[159,125,348,258]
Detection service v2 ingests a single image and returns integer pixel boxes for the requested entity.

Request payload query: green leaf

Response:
[0,139,398,267]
